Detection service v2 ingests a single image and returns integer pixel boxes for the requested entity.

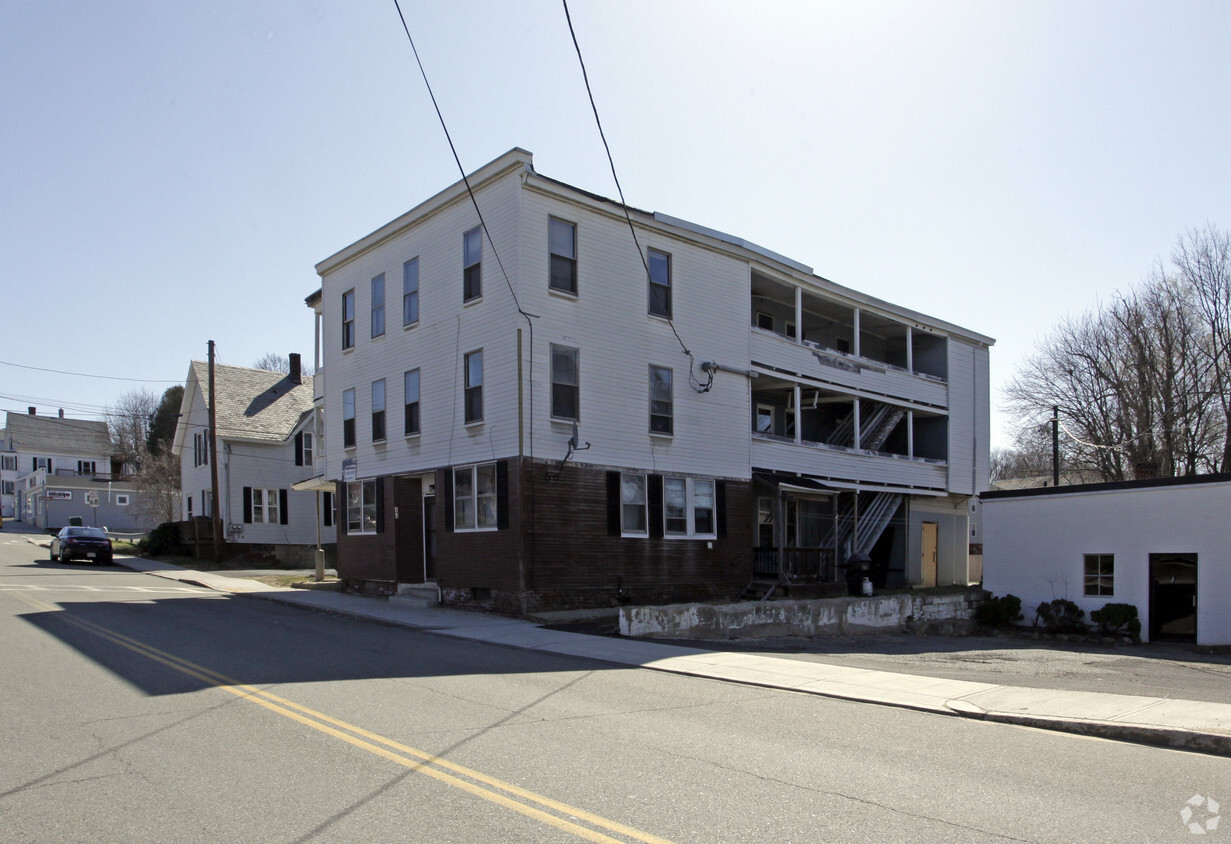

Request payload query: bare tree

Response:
[106,388,160,471]
[252,352,314,375]
[131,448,181,526]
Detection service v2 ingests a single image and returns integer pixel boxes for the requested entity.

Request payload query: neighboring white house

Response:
[982,474,1231,645]
[1,408,117,523]
[310,147,994,613]
[171,355,336,563]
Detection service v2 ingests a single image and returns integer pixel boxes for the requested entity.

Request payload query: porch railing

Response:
[753,547,838,583]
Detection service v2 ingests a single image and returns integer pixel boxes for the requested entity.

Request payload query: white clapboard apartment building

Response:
[310,148,993,613]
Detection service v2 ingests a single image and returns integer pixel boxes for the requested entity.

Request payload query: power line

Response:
[0,358,179,383]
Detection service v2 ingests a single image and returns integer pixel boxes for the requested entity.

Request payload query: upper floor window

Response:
[549,218,577,294]
[77,460,95,476]
[404,369,420,436]
[342,388,356,448]
[454,463,498,531]
[371,274,385,338]
[2,454,17,471]
[463,227,482,302]
[342,290,355,349]
[403,258,419,326]
[663,477,715,538]
[193,431,209,467]
[649,365,673,435]
[648,248,671,318]
[371,379,386,442]
[464,350,483,423]
[295,430,313,466]
[551,345,579,421]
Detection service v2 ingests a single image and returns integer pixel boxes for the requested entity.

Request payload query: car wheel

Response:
[61,552,71,564]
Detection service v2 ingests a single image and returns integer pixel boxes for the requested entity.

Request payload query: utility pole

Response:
[1051,405,1060,487]
[208,340,223,561]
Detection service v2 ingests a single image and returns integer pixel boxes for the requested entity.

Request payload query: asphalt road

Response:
[3,530,1229,842]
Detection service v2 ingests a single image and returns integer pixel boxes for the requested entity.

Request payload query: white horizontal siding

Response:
[224,440,334,546]
[946,340,983,495]
[751,437,948,490]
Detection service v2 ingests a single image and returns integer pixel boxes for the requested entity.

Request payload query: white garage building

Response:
[982,474,1231,646]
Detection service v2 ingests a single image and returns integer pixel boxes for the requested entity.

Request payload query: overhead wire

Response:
[560,0,712,393]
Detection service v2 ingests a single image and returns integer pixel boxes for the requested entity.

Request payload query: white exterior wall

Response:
[983,481,1231,645]
[946,339,990,496]
[223,438,334,546]
[179,380,214,520]
[518,183,752,480]
[905,495,972,586]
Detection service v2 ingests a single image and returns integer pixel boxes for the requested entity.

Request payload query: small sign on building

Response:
[46,489,73,501]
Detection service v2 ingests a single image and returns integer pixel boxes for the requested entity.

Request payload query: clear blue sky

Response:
[3,1,1229,446]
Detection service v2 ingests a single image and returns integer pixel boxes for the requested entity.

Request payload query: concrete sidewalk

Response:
[81,549,1231,757]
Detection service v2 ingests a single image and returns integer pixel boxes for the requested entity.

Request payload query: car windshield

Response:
[66,528,108,539]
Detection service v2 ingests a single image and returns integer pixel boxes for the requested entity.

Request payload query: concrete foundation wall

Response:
[619,590,984,640]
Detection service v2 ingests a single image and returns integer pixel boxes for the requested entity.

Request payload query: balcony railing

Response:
[753,547,838,583]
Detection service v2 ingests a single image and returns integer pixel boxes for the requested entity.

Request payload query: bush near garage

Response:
[975,593,1023,628]
[1090,603,1142,642]
[1034,598,1087,634]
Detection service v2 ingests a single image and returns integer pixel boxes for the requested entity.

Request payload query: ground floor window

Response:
[663,477,715,538]
[245,487,285,525]
[1084,553,1114,596]
[347,480,377,534]
[453,463,498,531]
[620,473,647,536]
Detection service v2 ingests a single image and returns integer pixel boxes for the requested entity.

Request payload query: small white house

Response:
[982,474,1231,645]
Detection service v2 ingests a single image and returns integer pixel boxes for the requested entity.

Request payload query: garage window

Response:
[1083,553,1114,596]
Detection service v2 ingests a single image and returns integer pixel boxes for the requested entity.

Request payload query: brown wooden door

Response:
[921,521,938,587]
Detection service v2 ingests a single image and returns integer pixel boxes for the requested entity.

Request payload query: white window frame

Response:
[620,472,647,537]
[301,431,314,466]
[371,273,386,338]
[115,494,130,506]
[663,477,716,539]
[648,248,671,318]
[347,479,377,534]
[453,463,498,532]
[342,388,356,448]
[404,368,420,436]
[548,217,577,294]
[464,350,483,424]
[251,488,279,525]
[342,289,355,350]
[649,365,673,436]
[755,403,774,434]
[371,379,386,443]
[403,257,419,326]
[550,344,580,421]
[463,227,482,301]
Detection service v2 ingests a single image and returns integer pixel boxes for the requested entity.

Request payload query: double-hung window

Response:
[370,274,385,338]
[620,473,647,536]
[403,258,419,326]
[250,488,280,524]
[404,369,420,436]
[371,379,386,442]
[663,478,716,538]
[342,290,355,349]
[453,463,497,531]
[464,350,483,423]
[649,365,673,435]
[1084,554,1114,596]
[463,227,482,301]
[551,345,579,421]
[549,218,577,294]
[342,388,356,448]
[648,248,671,318]
[77,460,95,476]
[346,480,377,534]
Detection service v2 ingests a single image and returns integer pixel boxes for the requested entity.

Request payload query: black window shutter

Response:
[375,480,385,533]
[606,471,620,536]
[242,487,253,523]
[496,460,509,530]
[442,470,454,532]
[648,474,664,538]
[279,489,289,525]
[294,432,304,466]
[716,480,727,539]
[323,491,333,527]
[338,484,348,535]
[32,458,37,472]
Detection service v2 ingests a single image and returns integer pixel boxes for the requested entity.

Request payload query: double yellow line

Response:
[10,591,673,844]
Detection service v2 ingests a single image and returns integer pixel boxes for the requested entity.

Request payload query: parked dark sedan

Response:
[50,526,113,564]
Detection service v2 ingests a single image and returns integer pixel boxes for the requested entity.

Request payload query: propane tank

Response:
[861,577,873,597]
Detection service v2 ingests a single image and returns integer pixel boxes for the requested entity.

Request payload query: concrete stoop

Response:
[390,582,440,609]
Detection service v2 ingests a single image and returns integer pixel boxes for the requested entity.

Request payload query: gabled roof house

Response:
[1,408,118,523]
[311,148,993,613]
[172,355,335,563]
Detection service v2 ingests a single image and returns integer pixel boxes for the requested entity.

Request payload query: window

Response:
[648,248,671,318]
[115,494,130,506]
[342,388,356,448]
[551,345,579,420]
[549,217,577,294]
[755,404,774,434]
[371,380,386,442]
[2,481,14,496]
[246,487,282,525]
[77,460,96,476]
[371,273,385,338]
[1084,554,1114,596]
[342,289,355,349]
[649,365,673,435]
[202,489,212,515]
[404,369,420,436]
[295,430,313,466]
[187,495,193,517]
[1,455,16,471]
[663,478,715,538]
[322,490,335,527]
[193,431,209,467]
[620,473,647,535]
[403,258,419,326]
[464,350,483,423]
[463,227,482,301]
[346,480,377,534]
[756,312,774,331]
[453,463,497,531]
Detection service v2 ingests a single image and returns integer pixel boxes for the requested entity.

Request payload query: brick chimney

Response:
[28,406,36,415]
[288,352,302,385]
[58,408,65,418]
